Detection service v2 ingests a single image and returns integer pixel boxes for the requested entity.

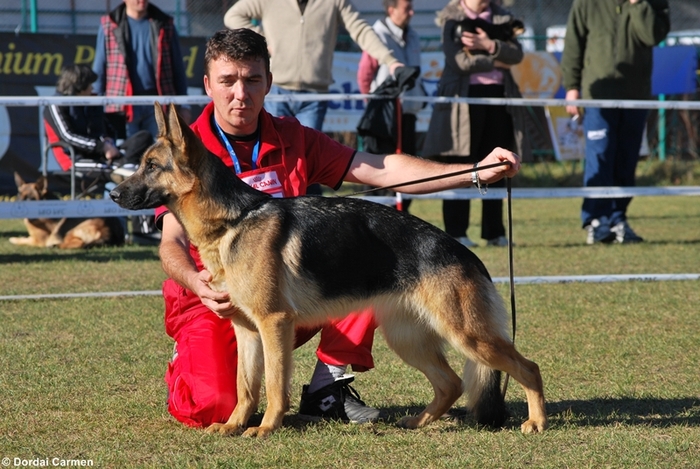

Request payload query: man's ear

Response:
[204,74,212,98]
[154,101,168,138]
[265,72,273,95]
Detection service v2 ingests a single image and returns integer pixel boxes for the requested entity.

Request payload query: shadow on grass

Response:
[519,238,700,249]
[545,396,700,428]
[0,248,160,264]
[265,396,699,433]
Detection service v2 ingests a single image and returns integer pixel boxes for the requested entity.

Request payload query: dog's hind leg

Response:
[241,312,295,439]
[470,335,547,433]
[206,316,264,436]
[380,314,463,429]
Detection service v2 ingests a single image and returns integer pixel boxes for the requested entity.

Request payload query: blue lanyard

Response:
[213,118,261,175]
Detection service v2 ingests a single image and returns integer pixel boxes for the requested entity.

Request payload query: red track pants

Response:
[162,279,377,428]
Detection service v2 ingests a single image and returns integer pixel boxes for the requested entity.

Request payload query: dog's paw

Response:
[521,418,547,434]
[8,236,29,245]
[241,425,275,439]
[396,415,421,429]
[205,422,245,436]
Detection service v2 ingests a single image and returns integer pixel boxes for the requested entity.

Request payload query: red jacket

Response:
[159,103,356,336]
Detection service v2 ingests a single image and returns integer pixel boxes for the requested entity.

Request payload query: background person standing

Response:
[561,0,670,245]
[422,0,527,248]
[93,0,191,241]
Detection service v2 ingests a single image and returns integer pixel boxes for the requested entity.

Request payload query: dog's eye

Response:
[146,161,158,172]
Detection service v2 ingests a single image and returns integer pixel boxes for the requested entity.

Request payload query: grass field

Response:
[0,192,698,468]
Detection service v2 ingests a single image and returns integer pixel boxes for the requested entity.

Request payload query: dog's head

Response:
[14,172,51,201]
[110,102,203,211]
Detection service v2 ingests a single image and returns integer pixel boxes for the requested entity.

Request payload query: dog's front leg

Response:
[206,315,263,436]
[242,312,295,439]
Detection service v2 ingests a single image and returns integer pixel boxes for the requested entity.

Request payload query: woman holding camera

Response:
[423,0,527,247]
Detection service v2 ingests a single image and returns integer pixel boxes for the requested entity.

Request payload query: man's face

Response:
[388,0,414,29]
[464,0,490,14]
[123,0,149,18]
[203,56,272,136]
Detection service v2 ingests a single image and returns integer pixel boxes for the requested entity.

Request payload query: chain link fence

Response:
[3,0,699,40]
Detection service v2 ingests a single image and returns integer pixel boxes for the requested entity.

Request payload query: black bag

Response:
[356,66,421,155]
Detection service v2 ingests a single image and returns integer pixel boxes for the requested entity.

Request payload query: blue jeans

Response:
[265,85,328,131]
[127,105,159,139]
[581,107,648,227]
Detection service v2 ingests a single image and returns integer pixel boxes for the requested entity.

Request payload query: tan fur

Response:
[113,103,548,438]
[9,173,122,249]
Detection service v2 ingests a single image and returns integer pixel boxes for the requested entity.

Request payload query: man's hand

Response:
[190,269,239,319]
[477,147,521,184]
[565,89,581,117]
[389,61,405,77]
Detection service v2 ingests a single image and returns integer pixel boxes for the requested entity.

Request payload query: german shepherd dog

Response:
[110,103,547,438]
[10,172,124,249]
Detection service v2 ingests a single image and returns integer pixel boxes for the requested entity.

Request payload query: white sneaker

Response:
[486,235,511,247]
[455,236,478,248]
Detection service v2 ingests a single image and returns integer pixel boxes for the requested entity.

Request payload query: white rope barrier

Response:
[491,273,700,285]
[1,186,698,218]
[3,94,700,111]
[1,94,697,219]
[0,198,152,219]
[1,274,698,301]
[402,186,700,200]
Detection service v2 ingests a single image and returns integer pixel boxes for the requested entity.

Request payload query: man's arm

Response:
[561,0,586,116]
[628,0,670,47]
[357,51,380,95]
[223,0,265,34]
[169,27,192,124]
[160,213,237,317]
[345,148,521,194]
[92,26,106,95]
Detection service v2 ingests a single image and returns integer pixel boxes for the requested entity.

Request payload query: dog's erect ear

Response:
[154,101,168,138]
[168,103,184,143]
[14,171,25,189]
[35,175,48,195]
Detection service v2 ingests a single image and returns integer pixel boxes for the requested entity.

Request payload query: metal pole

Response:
[175,0,182,32]
[30,0,38,32]
[658,41,667,161]
[70,0,77,35]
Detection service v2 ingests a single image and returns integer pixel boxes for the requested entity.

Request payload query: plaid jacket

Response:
[100,3,178,120]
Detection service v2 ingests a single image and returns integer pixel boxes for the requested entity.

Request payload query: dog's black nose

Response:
[109,188,120,203]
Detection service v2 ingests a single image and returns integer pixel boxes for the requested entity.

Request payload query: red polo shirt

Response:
[158,102,356,335]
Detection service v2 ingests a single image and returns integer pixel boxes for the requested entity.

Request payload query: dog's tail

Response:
[462,360,509,427]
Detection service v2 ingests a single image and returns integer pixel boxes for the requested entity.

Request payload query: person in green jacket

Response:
[561,0,670,245]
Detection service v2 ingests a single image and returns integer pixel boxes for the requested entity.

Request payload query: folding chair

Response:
[42,120,113,199]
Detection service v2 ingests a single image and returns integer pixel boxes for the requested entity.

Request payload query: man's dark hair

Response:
[56,64,98,96]
[205,29,271,76]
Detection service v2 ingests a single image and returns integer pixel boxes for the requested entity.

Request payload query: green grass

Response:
[0,195,699,468]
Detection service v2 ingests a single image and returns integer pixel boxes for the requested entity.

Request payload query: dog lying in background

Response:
[9,172,124,249]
